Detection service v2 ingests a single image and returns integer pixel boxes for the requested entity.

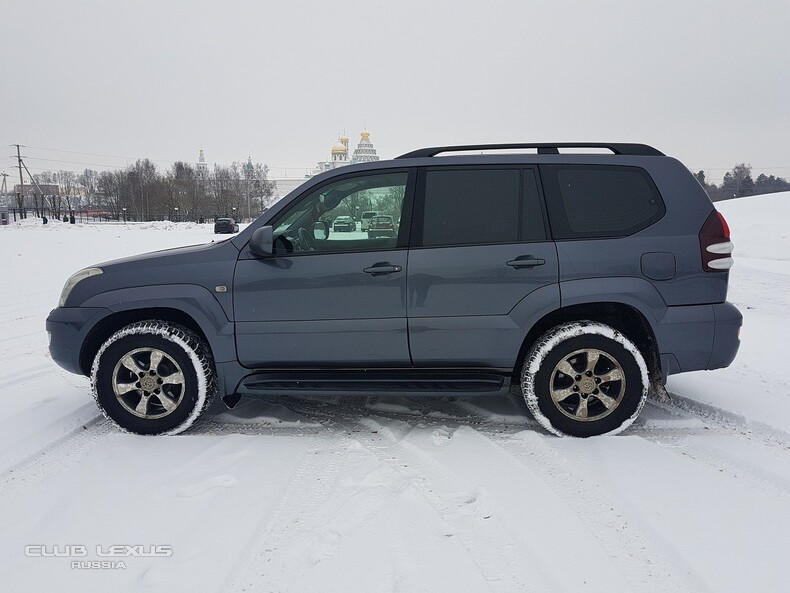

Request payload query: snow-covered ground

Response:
[1,194,789,593]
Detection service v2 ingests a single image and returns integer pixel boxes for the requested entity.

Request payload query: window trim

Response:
[410,165,550,250]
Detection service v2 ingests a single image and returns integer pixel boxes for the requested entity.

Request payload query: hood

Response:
[66,239,240,308]
[97,241,233,271]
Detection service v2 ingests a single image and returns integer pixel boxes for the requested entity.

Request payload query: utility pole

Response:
[20,158,46,217]
[14,144,26,218]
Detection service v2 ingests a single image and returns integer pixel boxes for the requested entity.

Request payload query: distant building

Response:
[14,183,59,196]
[308,131,380,177]
[270,178,309,203]
[196,133,381,207]
[352,131,380,164]
[196,148,210,180]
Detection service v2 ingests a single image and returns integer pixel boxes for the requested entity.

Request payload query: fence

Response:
[3,208,224,224]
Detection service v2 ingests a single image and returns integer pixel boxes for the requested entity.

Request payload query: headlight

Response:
[59,267,103,307]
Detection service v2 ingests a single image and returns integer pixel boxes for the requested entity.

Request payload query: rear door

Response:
[407,166,559,368]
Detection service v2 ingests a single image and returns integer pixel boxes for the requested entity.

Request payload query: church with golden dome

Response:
[310,130,380,176]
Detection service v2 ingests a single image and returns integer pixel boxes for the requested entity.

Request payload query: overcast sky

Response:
[2,0,787,184]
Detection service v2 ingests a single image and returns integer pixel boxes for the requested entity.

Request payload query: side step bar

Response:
[236,369,510,398]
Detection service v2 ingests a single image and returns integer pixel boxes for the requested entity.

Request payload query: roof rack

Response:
[396,143,664,159]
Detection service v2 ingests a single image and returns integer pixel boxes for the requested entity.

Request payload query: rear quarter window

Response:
[540,165,665,239]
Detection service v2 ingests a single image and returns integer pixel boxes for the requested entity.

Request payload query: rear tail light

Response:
[699,210,734,272]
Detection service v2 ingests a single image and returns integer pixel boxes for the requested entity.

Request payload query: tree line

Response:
[18,159,277,222]
[694,163,790,202]
[7,159,787,220]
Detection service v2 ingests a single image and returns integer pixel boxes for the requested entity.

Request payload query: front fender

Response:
[80,284,236,363]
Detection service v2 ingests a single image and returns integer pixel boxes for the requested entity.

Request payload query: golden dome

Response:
[331,145,347,154]
[360,131,370,140]
[339,136,349,143]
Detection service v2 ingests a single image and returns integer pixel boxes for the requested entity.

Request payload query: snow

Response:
[668,191,790,438]
[1,195,790,592]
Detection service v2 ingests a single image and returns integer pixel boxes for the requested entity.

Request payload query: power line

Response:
[25,145,171,162]
[20,156,127,169]
[22,144,311,171]
[692,166,790,171]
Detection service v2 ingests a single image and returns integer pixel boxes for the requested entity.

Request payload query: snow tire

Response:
[91,321,216,435]
[521,321,648,437]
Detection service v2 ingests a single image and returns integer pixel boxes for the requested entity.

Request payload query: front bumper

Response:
[46,306,111,375]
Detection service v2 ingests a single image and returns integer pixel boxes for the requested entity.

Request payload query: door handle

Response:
[506,256,546,269]
[363,263,402,276]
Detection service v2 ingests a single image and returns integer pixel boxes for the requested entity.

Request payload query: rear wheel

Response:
[521,321,648,437]
[91,321,216,435]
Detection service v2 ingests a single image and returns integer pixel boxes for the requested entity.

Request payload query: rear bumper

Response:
[655,302,742,376]
[46,306,111,375]
[708,302,743,369]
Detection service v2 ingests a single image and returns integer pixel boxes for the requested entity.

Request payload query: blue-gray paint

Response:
[47,148,742,403]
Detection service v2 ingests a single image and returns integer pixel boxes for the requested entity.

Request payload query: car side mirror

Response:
[249,226,274,258]
[313,221,329,241]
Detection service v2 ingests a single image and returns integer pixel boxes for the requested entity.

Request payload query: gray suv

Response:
[46,143,742,437]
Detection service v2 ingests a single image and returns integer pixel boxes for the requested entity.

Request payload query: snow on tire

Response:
[90,321,216,435]
[521,321,648,437]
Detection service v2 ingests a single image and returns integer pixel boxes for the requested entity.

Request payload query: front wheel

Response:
[91,321,216,435]
[521,321,648,437]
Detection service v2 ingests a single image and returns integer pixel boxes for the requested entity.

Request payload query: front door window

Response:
[272,172,408,254]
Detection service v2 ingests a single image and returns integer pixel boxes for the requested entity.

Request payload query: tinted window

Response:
[420,169,545,247]
[541,165,665,239]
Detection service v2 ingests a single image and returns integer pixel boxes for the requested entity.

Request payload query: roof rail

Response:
[396,143,664,159]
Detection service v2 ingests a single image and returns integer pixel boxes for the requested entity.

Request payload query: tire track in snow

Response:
[643,433,790,499]
[197,418,327,437]
[639,400,790,499]
[341,415,552,593]
[223,431,352,593]
[0,329,42,345]
[656,393,790,447]
[245,398,547,591]
[0,415,111,496]
[492,430,712,593]
[2,363,52,387]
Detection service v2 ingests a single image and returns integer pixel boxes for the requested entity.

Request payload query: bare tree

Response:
[78,168,99,210]
[98,170,122,219]
[251,163,276,216]
[211,163,244,218]
[56,170,77,216]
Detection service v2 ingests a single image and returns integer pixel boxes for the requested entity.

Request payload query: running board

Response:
[236,369,510,397]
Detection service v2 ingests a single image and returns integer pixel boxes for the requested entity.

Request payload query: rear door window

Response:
[417,168,546,247]
[540,165,665,239]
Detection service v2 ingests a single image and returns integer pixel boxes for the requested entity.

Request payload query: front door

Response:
[234,170,414,368]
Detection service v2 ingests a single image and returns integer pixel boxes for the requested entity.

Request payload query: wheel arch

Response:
[79,307,212,377]
[512,301,661,387]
